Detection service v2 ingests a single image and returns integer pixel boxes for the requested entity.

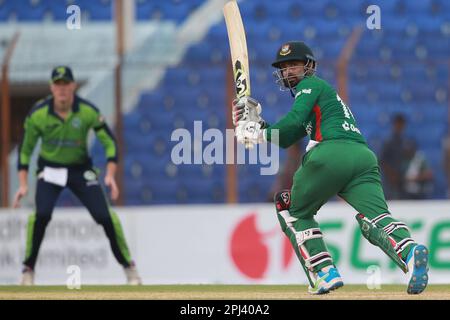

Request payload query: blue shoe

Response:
[308,267,344,295]
[406,244,429,294]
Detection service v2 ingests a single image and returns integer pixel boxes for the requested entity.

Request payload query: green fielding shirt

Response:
[18,95,118,171]
[266,75,367,148]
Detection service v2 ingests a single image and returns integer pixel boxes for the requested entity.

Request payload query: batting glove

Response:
[235,120,266,149]
[232,96,266,128]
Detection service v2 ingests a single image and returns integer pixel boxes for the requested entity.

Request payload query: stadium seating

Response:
[8,0,445,203]
[0,0,205,23]
[110,0,448,203]
[350,2,448,198]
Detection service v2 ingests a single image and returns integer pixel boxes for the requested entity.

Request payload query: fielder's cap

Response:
[51,66,74,83]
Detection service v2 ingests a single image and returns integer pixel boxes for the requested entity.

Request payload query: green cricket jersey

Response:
[265,75,367,148]
[18,95,117,170]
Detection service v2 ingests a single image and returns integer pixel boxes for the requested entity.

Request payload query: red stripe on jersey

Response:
[312,105,323,141]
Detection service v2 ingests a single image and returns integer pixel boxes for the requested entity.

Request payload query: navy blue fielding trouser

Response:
[23,166,132,270]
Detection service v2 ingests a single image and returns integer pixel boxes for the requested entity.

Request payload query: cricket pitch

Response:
[0,284,449,300]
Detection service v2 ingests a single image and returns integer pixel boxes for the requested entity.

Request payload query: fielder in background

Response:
[233,41,429,295]
[14,66,142,285]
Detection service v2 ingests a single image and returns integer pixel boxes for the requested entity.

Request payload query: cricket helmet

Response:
[272,41,317,95]
[272,41,316,68]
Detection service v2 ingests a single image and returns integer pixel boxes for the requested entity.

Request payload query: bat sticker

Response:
[234,60,249,98]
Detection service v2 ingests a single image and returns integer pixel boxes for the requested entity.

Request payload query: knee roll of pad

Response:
[274,190,291,211]
[274,190,295,233]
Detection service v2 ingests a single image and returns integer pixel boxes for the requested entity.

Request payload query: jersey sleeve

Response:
[265,77,322,148]
[92,113,118,163]
[265,119,307,149]
[18,115,41,171]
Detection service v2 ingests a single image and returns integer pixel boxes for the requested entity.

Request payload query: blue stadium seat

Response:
[0,0,206,22]
[418,35,449,58]
[403,0,433,14]
[89,0,450,203]
[369,0,397,13]
[301,0,328,15]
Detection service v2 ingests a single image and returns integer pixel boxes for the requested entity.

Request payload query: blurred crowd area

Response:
[0,0,449,205]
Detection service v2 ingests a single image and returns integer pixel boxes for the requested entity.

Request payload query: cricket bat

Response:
[223,0,250,99]
[223,0,252,148]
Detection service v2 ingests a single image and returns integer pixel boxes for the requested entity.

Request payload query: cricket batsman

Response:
[13,66,142,285]
[233,41,429,295]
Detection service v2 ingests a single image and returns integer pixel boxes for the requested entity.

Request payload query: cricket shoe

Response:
[308,266,344,295]
[124,261,142,285]
[406,244,429,294]
[20,266,35,286]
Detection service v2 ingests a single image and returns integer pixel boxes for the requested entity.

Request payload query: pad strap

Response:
[295,228,323,246]
[371,213,391,225]
[383,222,409,235]
[394,237,415,255]
[305,252,333,270]
[295,228,327,271]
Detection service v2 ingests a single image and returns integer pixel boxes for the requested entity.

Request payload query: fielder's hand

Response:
[232,96,266,127]
[104,175,119,201]
[13,185,28,208]
[235,120,266,149]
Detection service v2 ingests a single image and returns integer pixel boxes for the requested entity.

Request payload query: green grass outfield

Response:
[0,284,450,300]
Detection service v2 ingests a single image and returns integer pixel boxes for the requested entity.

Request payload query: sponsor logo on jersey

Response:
[279,44,291,56]
[295,89,312,99]
[83,170,97,181]
[342,121,362,134]
[47,139,81,147]
[71,117,81,129]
